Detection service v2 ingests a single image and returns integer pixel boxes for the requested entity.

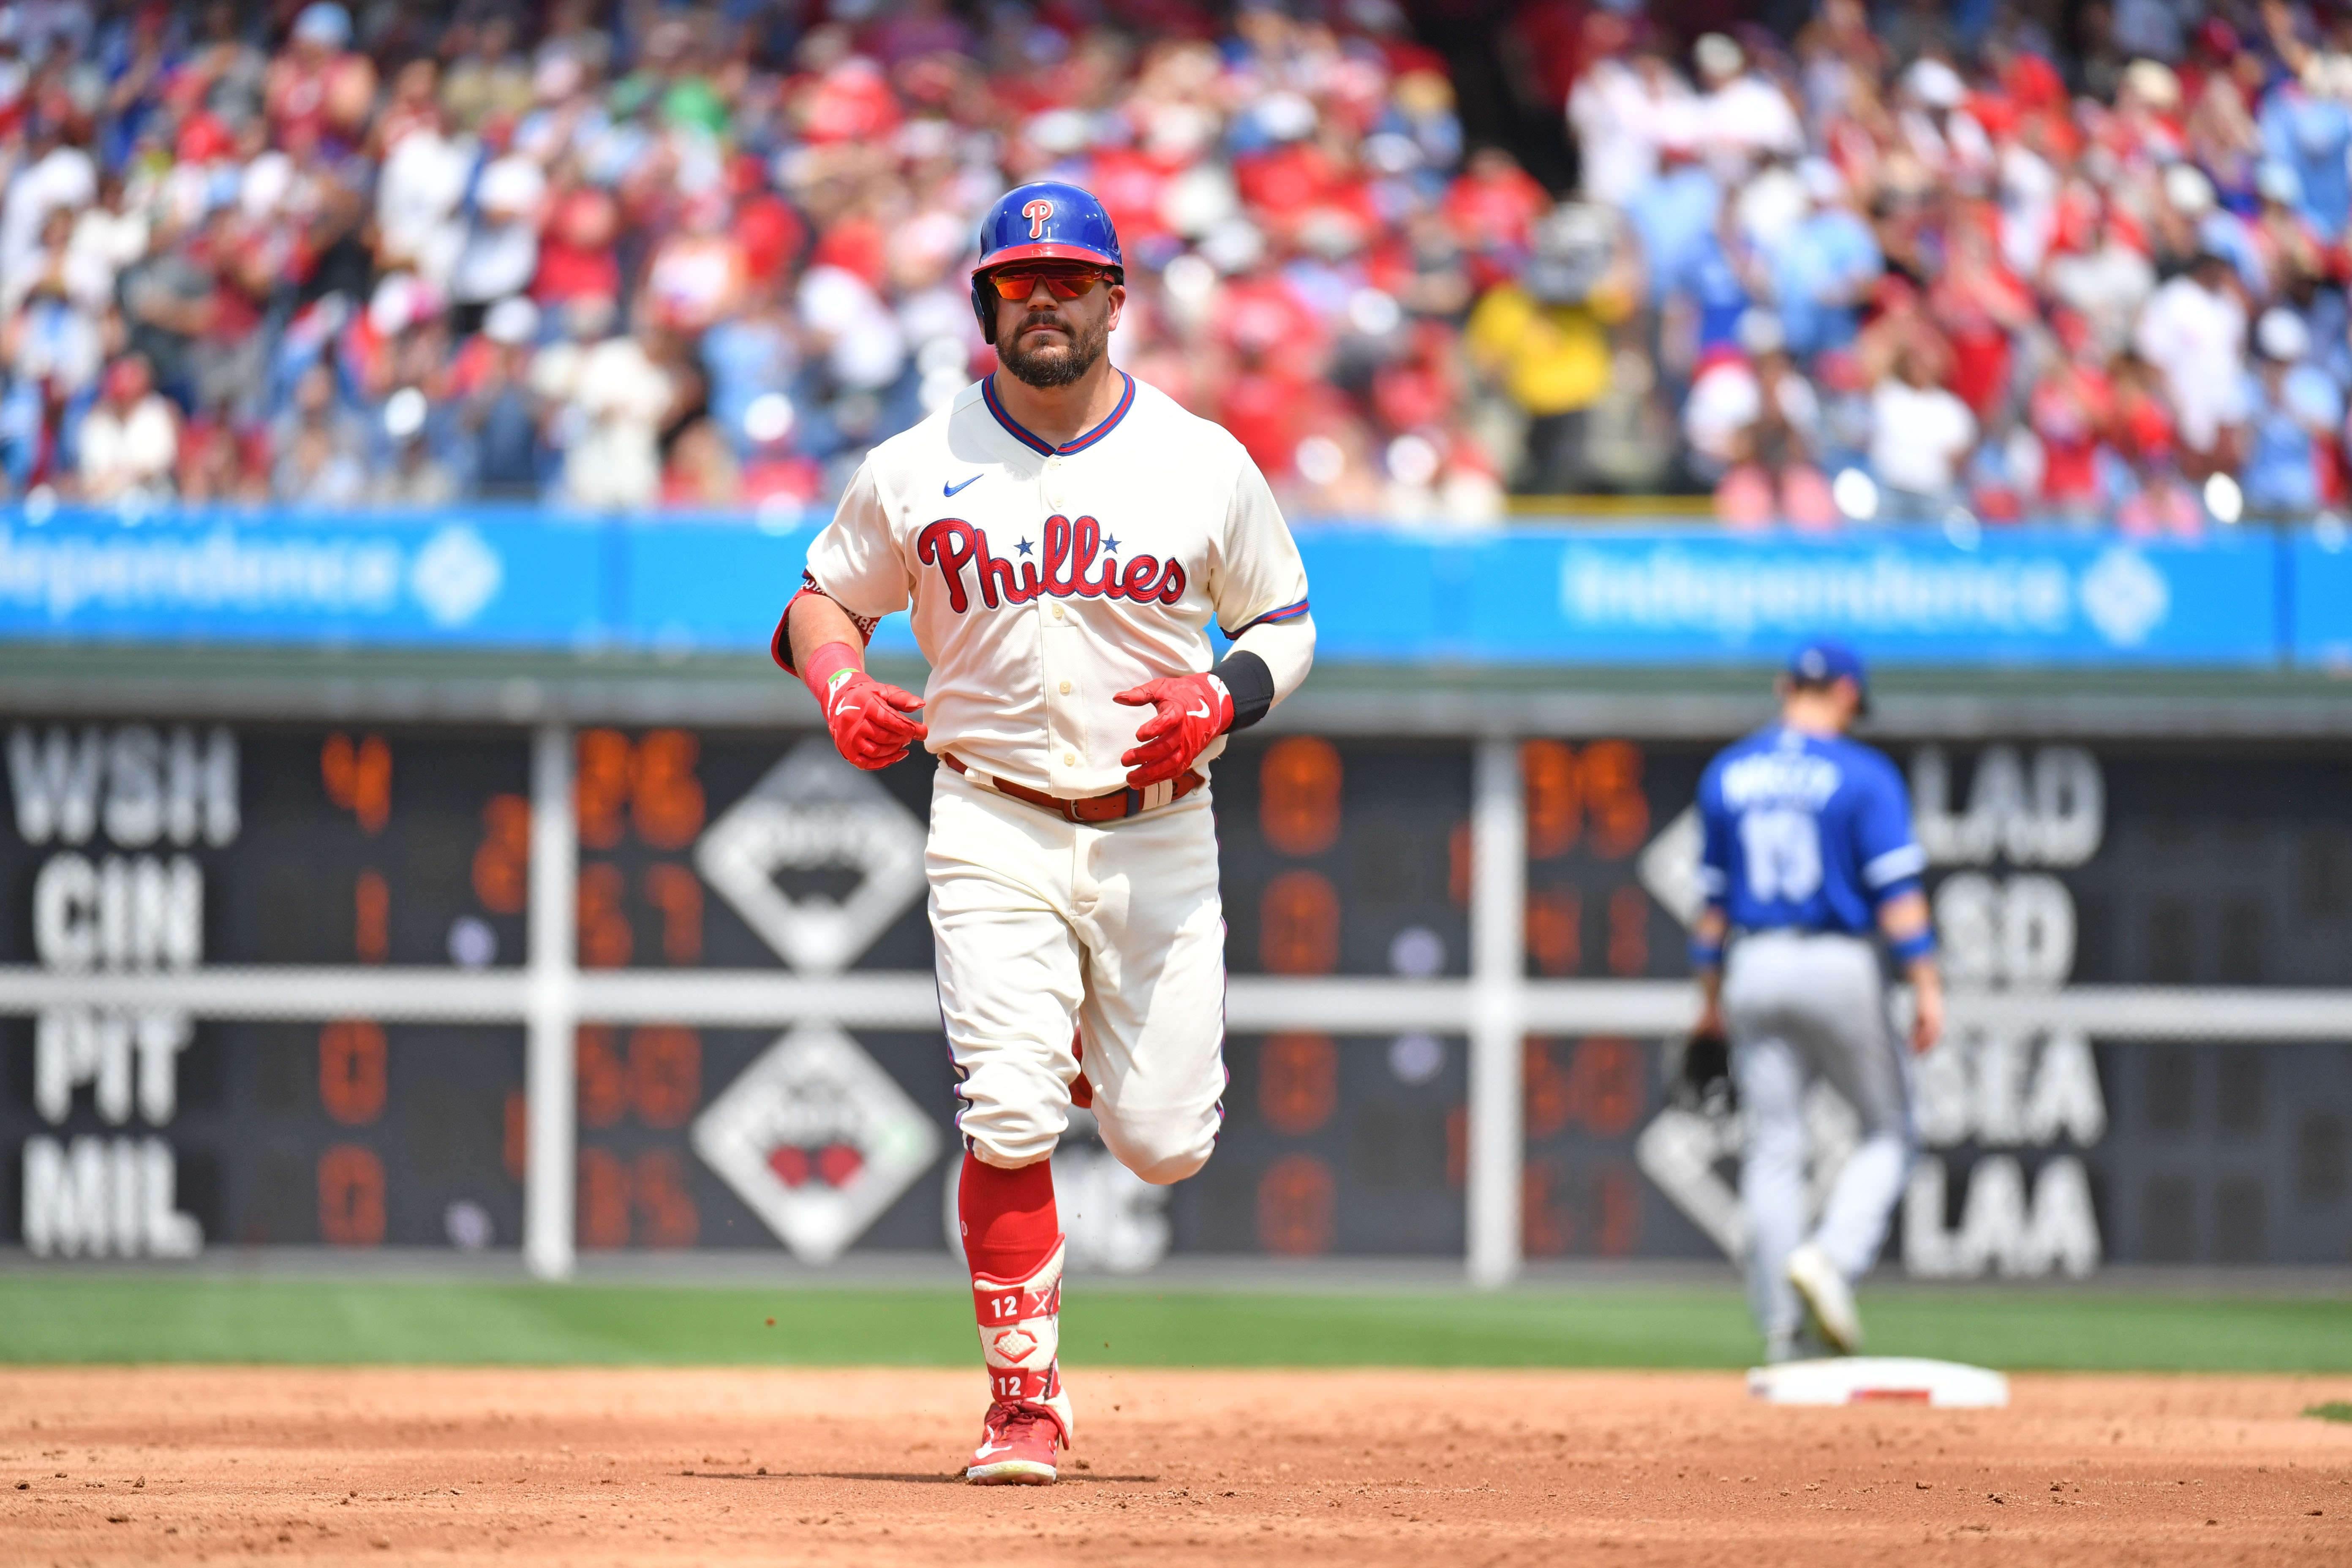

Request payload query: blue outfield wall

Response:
[0,506,2330,667]
[2290,530,2352,670]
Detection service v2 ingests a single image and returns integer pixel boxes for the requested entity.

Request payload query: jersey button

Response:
[1062,751,1076,765]
[1052,605,1065,621]
[1058,680,1072,694]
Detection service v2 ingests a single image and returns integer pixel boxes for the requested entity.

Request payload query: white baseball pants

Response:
[927,763,1228,1183]
[1723,930,1916,1342]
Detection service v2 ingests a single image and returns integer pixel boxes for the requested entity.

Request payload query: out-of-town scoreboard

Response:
[2,721,2347,1271]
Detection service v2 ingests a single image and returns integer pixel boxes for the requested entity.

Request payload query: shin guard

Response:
[970,1237,1073,1446]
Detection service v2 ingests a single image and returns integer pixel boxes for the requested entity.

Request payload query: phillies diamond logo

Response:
[691,1022,941,1263]
[693,738,925,973]
[1635,1082,1859,1263]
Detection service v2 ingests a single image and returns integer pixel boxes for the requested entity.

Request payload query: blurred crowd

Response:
[1569,1,2352,531]
[9,0,2352,531]
[0,0,1513,523]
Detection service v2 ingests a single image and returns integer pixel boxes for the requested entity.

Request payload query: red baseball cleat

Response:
[966,1399,1066,1485]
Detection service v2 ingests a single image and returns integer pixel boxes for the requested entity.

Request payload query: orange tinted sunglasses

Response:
[984,264,1113,301]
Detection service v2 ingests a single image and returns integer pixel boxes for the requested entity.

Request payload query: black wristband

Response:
[1211,649,1276,731]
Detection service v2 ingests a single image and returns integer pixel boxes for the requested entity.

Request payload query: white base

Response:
[1746,1356,2009,1408]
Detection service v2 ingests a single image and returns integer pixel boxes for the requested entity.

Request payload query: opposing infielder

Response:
[773,182,1313,1484]
[1688,640,1943,1364]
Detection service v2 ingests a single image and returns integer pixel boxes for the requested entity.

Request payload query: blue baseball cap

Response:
[1786,637,1870,710]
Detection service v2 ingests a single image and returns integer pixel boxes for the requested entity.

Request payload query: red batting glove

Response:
[821,668,928,770]
[1114,672,1232,787]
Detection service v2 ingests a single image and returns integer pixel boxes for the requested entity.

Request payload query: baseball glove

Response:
[1674,1027,1736,1115]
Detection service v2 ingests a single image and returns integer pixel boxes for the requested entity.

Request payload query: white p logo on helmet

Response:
[1023,198,1054,238]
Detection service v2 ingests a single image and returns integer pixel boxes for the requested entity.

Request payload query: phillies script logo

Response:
[1023,198,1054,237]
[917,514,1187,613]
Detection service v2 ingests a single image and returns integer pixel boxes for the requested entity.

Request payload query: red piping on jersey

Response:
[1223,597,1309,637]
[981,370,1135,457]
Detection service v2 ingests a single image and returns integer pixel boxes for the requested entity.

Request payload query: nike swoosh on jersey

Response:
[943,474,983,497]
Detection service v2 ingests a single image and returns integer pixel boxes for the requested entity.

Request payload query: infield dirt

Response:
[1,1367,2346,1565]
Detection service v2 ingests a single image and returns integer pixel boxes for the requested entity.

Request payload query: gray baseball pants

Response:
[1722,929,1917,1343]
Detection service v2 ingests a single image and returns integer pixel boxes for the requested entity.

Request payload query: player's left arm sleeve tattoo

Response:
[1209,452,1314,730]
[773,461,907,673]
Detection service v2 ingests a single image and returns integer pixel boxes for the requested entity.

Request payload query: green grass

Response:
[0,1276,2348,1372]
[2308,1402,2352,1423]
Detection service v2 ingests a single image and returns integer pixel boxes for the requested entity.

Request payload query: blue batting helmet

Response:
[969,181,1124,342]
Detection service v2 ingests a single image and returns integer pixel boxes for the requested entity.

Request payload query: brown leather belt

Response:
[944,753,1203,823]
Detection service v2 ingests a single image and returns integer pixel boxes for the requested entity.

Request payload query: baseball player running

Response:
[773,182,1314,1484]
[1688,640,1943,1364]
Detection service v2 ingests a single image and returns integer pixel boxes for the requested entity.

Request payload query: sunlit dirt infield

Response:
[1,1367,2346,1565]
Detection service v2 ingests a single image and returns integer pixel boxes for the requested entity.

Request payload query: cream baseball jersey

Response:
[800,370,1310,796]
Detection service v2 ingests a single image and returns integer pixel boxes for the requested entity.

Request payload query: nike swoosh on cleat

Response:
[944,474,983,497]
[973,1441,1013,1457]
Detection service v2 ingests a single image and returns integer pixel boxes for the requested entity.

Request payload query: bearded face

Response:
[986,267,1122,390]
[994,298,1112,389]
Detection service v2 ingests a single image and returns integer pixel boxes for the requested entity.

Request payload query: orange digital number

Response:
[1258,1034,1338,1136]
[631,1149,700,1248]
[1255,1154,1335,1256]
[318,1020,387,1125]
[576,1027,628,1129]
[575,730,634,849]
[1259,737,1342,856]
[354,871,389,963]
[1520,740,1648,860]
[1258,870,1340,975]
[1565,1037,1644,1137]
[576,729,707,849]
[577,1148,631,1249]
[1606,885,1650,976]
[632,730,707,849]
[577,863,633,967]
[1523,1039,1572,1138]
[628,1026,701,1130]
[472,795,530,915]
[1522,740,1581,859]
[318,1144,386,1246]
[321,733,392,833]
[1581,740,1650,859]
[642,864,703,964]
[575,1147,700,1249]
[1522,1158,1571,1256]
[1527,887,1582,976]
[1597,1163,1641,1256]
[503,1089,527,1181]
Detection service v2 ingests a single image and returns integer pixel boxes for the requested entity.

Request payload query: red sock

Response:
[958,1150,1057,1282]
